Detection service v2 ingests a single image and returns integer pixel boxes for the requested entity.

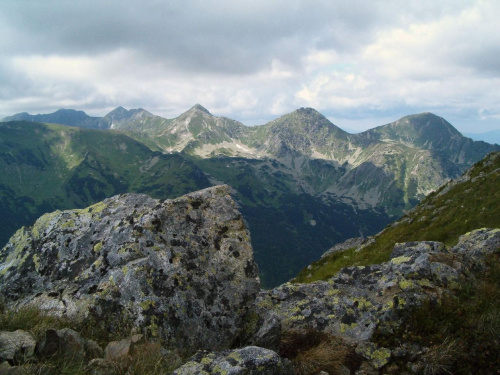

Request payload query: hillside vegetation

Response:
[294,151,500,283]
[0,121,211,248]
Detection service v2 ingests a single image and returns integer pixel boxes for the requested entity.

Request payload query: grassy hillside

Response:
[0,121,211,248]
[294,151,500,283]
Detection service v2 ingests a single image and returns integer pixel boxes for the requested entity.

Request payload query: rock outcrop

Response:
[0,185,260,352]
[258,228,500,343]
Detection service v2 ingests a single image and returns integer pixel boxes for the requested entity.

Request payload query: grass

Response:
[293,152,500,283]
[0,300,184,374]
[279,329,353,375]
[0,302,74,343]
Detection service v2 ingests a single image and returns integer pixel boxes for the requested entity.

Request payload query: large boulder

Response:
[0,185,260,351]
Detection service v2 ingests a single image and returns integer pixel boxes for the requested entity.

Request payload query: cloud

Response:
[0,0,499,133]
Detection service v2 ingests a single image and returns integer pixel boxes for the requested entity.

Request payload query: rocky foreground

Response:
[0,185,499,374]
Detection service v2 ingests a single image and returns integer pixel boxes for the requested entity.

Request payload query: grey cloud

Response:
[0,1,407,74]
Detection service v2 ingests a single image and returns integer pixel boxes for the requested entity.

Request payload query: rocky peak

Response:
[103,107,153,122]
[190,104,211,115]
[0,185,260,352]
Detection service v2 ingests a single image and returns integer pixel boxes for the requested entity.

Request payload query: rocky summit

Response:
[0,185,259,352]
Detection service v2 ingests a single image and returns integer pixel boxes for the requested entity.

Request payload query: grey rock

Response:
[240,291,283,351]
[0,361,11,371]
[104,334,144,362]
[321,237,368,259]
[451,228,500,270]
[0,330,36,364]
[38,328,102,362]
[390,241,445,259]
[355,342,391,369]
[259,229,500,343]
[172,346,294,375]
[244,310,282,352]
[0,185,260,352]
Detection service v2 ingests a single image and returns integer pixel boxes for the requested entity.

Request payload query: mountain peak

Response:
[360,112,464,146]
[190,104,211,115]
[295,107,321,116]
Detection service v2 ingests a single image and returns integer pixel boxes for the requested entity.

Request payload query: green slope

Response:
[0,121,211,248]
[294,151,500,283]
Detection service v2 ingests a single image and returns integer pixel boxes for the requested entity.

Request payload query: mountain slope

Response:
[0,121,211,248]
[188,155,391,286]
[294,150,500,283]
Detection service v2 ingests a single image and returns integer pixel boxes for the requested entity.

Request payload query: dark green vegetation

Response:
[0,121,211,249]
[294,151,500,283]
[373,254,500,374]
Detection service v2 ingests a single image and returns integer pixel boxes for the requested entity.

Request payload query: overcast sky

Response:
[1,0,499,134]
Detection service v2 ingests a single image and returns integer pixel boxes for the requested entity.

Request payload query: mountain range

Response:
[1,106,498,286]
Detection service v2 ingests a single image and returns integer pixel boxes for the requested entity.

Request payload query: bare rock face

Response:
[0,185,260,352]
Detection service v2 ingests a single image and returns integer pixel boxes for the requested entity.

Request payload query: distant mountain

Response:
[1,109,105,129]
[294,149,500,282]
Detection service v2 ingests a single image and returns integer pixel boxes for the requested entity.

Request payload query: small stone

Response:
[172,346,294,375]
[38,328,88,362]
[87,358,116,375]
[0,330,37,365]
[355,342,391,370]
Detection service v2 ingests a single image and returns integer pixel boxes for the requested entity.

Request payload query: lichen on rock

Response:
[258,228,500,346]
[171,346,294,375]
[0,185,260,352]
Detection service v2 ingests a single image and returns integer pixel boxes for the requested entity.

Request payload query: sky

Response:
[0,0,499,135]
